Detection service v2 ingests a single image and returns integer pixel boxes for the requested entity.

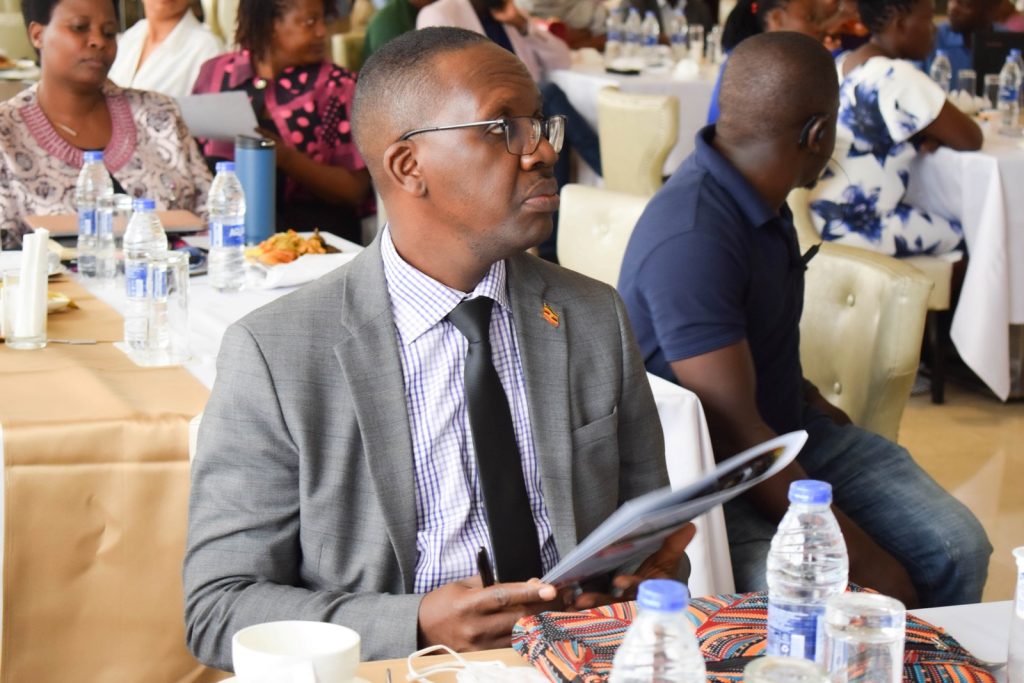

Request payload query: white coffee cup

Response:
[232,620,361,683]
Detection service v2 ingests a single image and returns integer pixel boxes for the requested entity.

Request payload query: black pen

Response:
[477,546,496,587]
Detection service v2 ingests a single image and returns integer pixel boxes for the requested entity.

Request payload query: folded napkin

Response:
[250,252,357,289]
[7,229,50,339]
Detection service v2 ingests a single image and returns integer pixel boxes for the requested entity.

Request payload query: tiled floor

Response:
[899,383,1024,602]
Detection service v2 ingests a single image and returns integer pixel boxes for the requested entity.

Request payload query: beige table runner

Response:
[0,277,221,682]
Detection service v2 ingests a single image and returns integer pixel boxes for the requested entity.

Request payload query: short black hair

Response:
[352,27,491,181]
[719,31,839,142]
[721,0,790,51]
[235,0,337,60]
[856,0,917,34]
[21,0,117,28]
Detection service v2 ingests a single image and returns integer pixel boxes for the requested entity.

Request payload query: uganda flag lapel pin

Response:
[542,302,560,328]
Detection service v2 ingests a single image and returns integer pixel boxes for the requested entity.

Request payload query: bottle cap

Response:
[645,9,656,17]
[789,480,832,505]
[132,198,156,212]
[636,579,689,612]
[83,150,104,163]
[935,49,946,57]
[215,161,236,173]
[629,7,639,14]
[1011,48,1022,56]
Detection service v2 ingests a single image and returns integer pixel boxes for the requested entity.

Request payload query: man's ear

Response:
[799,114,830,151]
[28,22,45,51]
[382,140,427,197]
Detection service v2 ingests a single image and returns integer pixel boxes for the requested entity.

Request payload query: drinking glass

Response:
[745,656,828,683]
[985,74,1001,109]
[130,252,189,366]
[2,269,46,350]
[688,25,705,62]
[824,593,905,683]
[958,69,977,97]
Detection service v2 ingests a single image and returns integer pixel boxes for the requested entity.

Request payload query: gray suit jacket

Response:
[183,239,667,668]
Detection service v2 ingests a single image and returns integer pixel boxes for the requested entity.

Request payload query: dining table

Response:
[0,235,727,682]
[905,130,1024,400]
[351,600,1014,683]
[549,56,719,177]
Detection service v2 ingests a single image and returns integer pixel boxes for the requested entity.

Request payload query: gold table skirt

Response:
[0,276,220,682]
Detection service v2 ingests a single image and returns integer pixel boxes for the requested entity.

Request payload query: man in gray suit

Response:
[184,27,692,668]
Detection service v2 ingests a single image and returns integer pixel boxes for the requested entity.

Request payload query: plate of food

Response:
[244,229,356,289]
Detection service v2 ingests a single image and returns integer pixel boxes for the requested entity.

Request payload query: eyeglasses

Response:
[398,115,566,155]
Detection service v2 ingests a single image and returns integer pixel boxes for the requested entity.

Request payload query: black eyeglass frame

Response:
[397,115,566,155]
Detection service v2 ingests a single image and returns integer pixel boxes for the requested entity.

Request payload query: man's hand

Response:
[417,576,560,650]
[572,523,697,610]
[490,0,529,35]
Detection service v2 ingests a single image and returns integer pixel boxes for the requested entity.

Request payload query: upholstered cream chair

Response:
[799,242,932,441]
[556,183,648,287]
[1,0,33,62]
[596,87,678,197]
[200,0,237,44]
[331,31,366,71]
[788,188,959,404]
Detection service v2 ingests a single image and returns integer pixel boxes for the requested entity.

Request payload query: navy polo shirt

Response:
[619,126,816,435]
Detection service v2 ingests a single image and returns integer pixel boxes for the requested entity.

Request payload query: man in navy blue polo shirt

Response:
[619,31,991,608]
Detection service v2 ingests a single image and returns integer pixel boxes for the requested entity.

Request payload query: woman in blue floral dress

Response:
[808,0,982,255]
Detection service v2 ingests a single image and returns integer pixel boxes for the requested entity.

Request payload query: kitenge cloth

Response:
[511,590,996,683]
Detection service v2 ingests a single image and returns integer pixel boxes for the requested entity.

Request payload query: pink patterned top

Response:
[191,51,366,206]
[0,82,212,249]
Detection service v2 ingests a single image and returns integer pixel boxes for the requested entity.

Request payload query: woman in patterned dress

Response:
[191,0,372,242]
[807,0,983,256]
[0,0,212,249]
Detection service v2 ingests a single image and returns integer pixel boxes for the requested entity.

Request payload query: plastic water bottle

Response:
[605,9,624,62]
[94,199,117,284]
[707,25,723,65]
[74,151,113,278]
[668,7,688,61]
[123,198,168,350]
[207,161,247,292]
[929,50,952,93]
[609,580,706,683]
[766,480,849,664]
[624,8,642,59]
[999,54,1022,136]
[641,10,661,66]
[1009,546,1024,683]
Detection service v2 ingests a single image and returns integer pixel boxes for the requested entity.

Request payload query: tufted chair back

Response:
[596,87,678,197]
[556,184,648,288]
[800,242,932,441]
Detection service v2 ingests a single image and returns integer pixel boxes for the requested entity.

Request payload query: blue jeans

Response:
[724,418,992,607]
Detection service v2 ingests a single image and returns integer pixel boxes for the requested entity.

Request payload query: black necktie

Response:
[447,297,543,583]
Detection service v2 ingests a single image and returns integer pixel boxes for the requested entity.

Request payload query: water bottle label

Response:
[643,36,658,46]
[151,268,169,299]
[97,209,113,237]
[126,262,148,298]
[1000,85,1019,103]
[766,603,825,662]
[78,208,96,237]
[608,29,622,41]
[211,221,245,248]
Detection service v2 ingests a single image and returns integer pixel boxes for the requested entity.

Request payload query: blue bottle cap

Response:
[83,150,104,163]
[645,9,656,17]
[215,161,236,173]
[132,198,156,212]
[935,49,946,57]
[788,480,833,505]
[636,579,689,612]
[629,7,639,14]
[1011,48,1022,56]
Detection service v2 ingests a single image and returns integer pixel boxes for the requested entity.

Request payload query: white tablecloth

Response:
[904,134,1024,400]
[550,64,717,176]
[83,242,734,597]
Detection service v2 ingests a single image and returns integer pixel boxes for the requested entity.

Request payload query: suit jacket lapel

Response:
[332,239,419,591]
[506,254,577,557]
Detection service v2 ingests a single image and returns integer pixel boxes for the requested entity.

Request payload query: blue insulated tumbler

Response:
[234,135,275,244]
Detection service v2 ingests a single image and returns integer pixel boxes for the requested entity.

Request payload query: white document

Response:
[542,430,808,588]
[176,91,259,140]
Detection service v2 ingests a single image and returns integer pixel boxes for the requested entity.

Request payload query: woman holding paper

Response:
[191,0,372,243]
[0,0,212,249]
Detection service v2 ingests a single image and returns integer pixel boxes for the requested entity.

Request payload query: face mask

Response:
[403,645,548,683]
